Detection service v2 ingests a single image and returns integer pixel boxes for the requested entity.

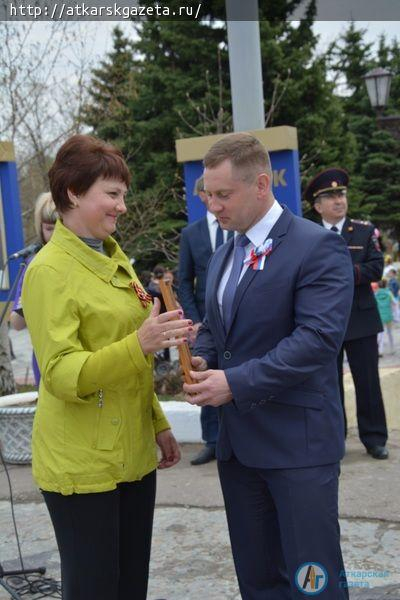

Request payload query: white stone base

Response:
[160,401,202,443]
[0,391,37,408]
[0,394,203,443]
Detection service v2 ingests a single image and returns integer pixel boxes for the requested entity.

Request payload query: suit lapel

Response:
[227,206,292,335]
[210,237,234,337]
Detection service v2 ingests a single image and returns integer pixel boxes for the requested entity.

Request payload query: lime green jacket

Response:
[22,220,170,495]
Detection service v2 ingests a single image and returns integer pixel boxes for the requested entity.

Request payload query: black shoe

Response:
[190,446,216,465]
[366,445,389,460]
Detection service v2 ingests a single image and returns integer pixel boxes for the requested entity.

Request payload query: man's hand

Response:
[156,429,181,469]
[183,369,233,407]
[179,356,207,384]
[191,355,208,371]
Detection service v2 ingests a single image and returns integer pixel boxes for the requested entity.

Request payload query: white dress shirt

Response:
[322,217,346,234]
[217,200,283,315]
[206,211,230,252]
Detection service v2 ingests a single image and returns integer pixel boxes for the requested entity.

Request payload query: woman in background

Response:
[10,192,58,385]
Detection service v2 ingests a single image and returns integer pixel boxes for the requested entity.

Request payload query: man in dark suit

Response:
[178,175,233,465]
[306,168,388,460]
[183,133,353,599]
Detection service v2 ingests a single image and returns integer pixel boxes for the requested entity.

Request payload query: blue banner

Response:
[183,148,301,223]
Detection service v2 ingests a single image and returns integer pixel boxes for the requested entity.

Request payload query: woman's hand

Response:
[156,429,181,469]
[137,298,192,355]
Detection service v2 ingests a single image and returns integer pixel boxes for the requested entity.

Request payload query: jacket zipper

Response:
[98,388,104,408]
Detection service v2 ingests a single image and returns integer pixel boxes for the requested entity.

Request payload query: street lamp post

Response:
[363,67,400,140]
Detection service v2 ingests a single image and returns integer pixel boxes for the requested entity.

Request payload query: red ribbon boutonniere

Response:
[244,238,273,271]
[130,281,153,308]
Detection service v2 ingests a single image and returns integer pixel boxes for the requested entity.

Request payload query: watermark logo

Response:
[339,568,390,588]
[295,563,328,595]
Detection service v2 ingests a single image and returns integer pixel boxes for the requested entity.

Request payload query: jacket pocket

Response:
[266,387,323,411]
[94,389,121,451]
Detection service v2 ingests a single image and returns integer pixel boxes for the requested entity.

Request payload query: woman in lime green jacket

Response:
[21,134,192,600]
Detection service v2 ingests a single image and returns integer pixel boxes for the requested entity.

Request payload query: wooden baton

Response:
[158,278,194,384]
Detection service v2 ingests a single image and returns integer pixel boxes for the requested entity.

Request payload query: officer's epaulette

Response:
[350,218,372,227]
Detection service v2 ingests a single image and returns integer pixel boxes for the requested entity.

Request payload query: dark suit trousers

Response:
[337,335,388,448]
[200,405,219,446]
[42,470,156,600]
[218,459,348,600]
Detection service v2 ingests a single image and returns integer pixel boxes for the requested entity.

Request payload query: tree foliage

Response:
[325,22,400,234]
[83,13,400,268]
[0,22,95,242]
[85,18,230,269]
[0,322,16,396]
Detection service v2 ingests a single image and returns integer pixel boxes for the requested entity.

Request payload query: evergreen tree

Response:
[128,2,356,216]
[258,15,357,216]
[85,21,230,268]
[360,131,400,237]
[84,8,400,263]
[388,39,400,109]
[329,22,374,115]
[0,322,17,396]
[125,17,231,192]
[328,23,400,232]
[85,5,348,215]
[84,27,137,160]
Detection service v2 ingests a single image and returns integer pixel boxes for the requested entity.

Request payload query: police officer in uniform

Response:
[305,168,389,459]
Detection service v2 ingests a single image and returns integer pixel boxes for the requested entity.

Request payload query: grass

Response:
[158,394,184,402]
[16,384,38,393]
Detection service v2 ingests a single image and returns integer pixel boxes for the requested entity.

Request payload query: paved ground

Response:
[1,327,399,599]
[1,433,400,600]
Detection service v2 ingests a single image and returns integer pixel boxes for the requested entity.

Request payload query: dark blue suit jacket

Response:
[195,207,354,469]
[178,217,212,323]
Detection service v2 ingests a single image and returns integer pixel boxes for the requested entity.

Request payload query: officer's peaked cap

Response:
[305,168,349,205]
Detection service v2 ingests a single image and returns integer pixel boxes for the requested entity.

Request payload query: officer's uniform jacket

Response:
[342,217,383,341]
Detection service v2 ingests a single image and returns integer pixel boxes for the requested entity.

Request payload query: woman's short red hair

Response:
[48,134,131,212]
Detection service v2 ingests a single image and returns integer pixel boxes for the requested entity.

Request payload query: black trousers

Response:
[337,335,388,448]
[42,470,156,600]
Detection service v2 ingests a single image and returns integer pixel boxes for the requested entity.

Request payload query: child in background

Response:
[375,280,396,356]
[387,268,399,322]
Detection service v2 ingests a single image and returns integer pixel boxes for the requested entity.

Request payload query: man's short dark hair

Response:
[203,133,272,182]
